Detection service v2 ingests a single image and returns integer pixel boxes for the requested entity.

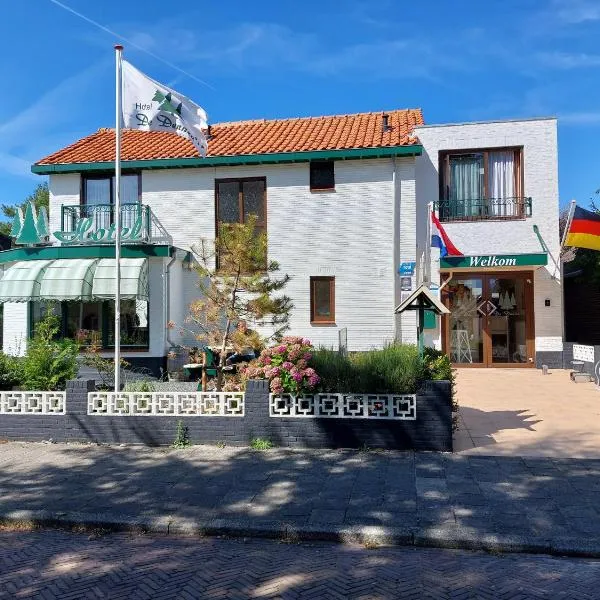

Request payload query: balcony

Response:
[60,203,170,245]
[435,197,532,223]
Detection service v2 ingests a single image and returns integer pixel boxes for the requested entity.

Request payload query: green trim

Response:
[440,253,548,269]
[0,244,173,264]
[31,145,423,175]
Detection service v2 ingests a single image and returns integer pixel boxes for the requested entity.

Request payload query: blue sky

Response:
[1,0,599,211]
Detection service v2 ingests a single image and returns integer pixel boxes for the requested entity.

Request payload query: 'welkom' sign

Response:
[440,253,548,269]
[10,203,144,246]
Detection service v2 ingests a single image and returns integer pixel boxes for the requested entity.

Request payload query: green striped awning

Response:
[0,260,53,302]
[39,259,98,301]
[92,258,149,301]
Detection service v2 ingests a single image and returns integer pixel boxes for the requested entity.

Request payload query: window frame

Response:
[214,177,267,233]
[28,300,150,351]
[438,146,524,218]
[309,160,335,192]
[80,172,142,206]
[310,276,336,325]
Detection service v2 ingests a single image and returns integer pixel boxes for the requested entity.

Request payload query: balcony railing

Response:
[60,203,171,245]
[435,197,532,222]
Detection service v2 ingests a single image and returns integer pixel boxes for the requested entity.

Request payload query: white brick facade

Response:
[415,118,563,356]
[7,115,562,368]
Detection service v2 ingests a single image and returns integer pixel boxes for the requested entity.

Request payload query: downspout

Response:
[164,250,177,351]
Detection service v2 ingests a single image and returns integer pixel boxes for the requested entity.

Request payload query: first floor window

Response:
[439,148,523,220]
[310,276,335,324]
[30,300,149,349]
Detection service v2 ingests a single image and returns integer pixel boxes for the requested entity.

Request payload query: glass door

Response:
[488,277,528,364]
[443,273,532,367]
[446,277,485,365]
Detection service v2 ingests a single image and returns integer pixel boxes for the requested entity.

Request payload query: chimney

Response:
[382,114,391,133]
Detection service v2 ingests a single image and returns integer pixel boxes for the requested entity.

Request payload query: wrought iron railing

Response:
[435,197,532,222]
[60,203,170,244]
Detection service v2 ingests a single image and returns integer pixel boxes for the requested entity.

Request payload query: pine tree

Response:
[16,203,40,245]
[1,182,49,237]
[185,216,292,391]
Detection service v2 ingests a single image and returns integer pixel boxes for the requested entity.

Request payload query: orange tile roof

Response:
[35,109,423,165]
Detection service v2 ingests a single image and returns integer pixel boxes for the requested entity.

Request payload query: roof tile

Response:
[36,108,423,166]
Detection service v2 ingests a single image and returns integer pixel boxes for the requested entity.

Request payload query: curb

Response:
[2,510,600,559]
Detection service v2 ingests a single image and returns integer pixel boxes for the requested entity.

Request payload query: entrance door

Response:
[443,273,533,367]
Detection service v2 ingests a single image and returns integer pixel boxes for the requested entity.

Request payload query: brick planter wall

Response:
[0,379,453,451]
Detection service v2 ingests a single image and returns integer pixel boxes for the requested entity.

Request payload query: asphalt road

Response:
[0,530,598,599]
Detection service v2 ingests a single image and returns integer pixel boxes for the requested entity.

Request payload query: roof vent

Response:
[206,124,213,140]
[382,114,391,133]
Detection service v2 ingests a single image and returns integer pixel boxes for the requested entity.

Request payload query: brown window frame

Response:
[215,177,267,269]
[309,160,335,192]
[438,146,524,220]
[310,276,335,325]
[215,177,267,231]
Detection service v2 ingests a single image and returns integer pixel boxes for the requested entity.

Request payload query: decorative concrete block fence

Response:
[0,379,452,451]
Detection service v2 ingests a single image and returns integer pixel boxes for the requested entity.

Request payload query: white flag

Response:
[121,60,208,156]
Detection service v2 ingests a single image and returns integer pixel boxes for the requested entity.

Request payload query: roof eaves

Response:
[32,144,423,174]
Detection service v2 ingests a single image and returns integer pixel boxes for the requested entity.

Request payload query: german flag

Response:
[565,206,600,251]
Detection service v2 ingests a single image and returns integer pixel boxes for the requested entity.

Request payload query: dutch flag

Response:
[431,211,462,257]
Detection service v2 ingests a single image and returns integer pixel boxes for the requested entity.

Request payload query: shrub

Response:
[311,349,358,393]
[21,315,78,391]
[0,353,24,391]
[313,344,427,394]
[250,437,273,450]
[123,380,156,393]
[172,420,191,448]
[242,336,320,395]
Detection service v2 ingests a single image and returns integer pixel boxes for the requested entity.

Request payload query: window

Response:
[310,277,335,324]
[81,174,140,230]
[30,300,149,349]
[310,161,335,191]
[216,178,267,266]
[439,148,524,220]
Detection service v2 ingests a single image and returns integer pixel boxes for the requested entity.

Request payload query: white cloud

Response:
[0,61,108,180]
[537,51,600,68]
[551,0,600,24]
[560,111,600,124]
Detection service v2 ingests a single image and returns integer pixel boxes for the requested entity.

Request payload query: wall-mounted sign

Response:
[400,276,413,291]
[54,217,144,245]
[440,253,548,269]
[399,262,416,276]
[10,203,144,246]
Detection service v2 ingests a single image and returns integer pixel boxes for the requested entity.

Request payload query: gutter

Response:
[164,251,178,352]
[31,145,424,175]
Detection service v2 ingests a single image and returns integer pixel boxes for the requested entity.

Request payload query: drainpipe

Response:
[163,250,177,351]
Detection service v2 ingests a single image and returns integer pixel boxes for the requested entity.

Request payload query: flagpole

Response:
[560,199,577,250]
[114,44,123,393]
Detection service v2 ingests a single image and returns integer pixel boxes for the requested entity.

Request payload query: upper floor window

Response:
[81,174,140,230]
[82,174,140,207]
[216,178,267,266]
[439,148,526,221]
[310,161,335,191]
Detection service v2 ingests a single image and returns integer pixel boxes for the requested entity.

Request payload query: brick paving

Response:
[0,530,599,599]
[1,443,600,555]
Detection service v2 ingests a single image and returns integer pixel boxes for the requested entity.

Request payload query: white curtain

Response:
[487,151,515,216]
[450,155,483,217]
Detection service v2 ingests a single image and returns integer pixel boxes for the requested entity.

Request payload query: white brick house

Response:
[0,110,562,372]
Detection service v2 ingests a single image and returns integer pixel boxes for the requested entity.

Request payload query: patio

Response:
[454,367,600,458]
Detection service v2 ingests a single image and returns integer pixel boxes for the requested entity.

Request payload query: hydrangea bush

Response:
[242,336,320,395]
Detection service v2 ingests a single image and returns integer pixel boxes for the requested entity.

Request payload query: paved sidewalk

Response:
[454,368,600,457]
[1,443,600,556]
[2,530,599,599]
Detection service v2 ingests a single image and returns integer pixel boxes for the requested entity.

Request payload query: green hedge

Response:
[312,344,454,395]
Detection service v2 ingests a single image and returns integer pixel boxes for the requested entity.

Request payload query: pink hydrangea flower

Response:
[292,371,303,382]
[263,356,272,365]
[302,338,311,345]
[282,361,293,370]
[277,344,287,354]
[270,366,280,377]
[303,352,312,361]
[305,367,316,377]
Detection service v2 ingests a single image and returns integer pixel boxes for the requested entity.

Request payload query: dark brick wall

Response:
[0,379,453,451]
